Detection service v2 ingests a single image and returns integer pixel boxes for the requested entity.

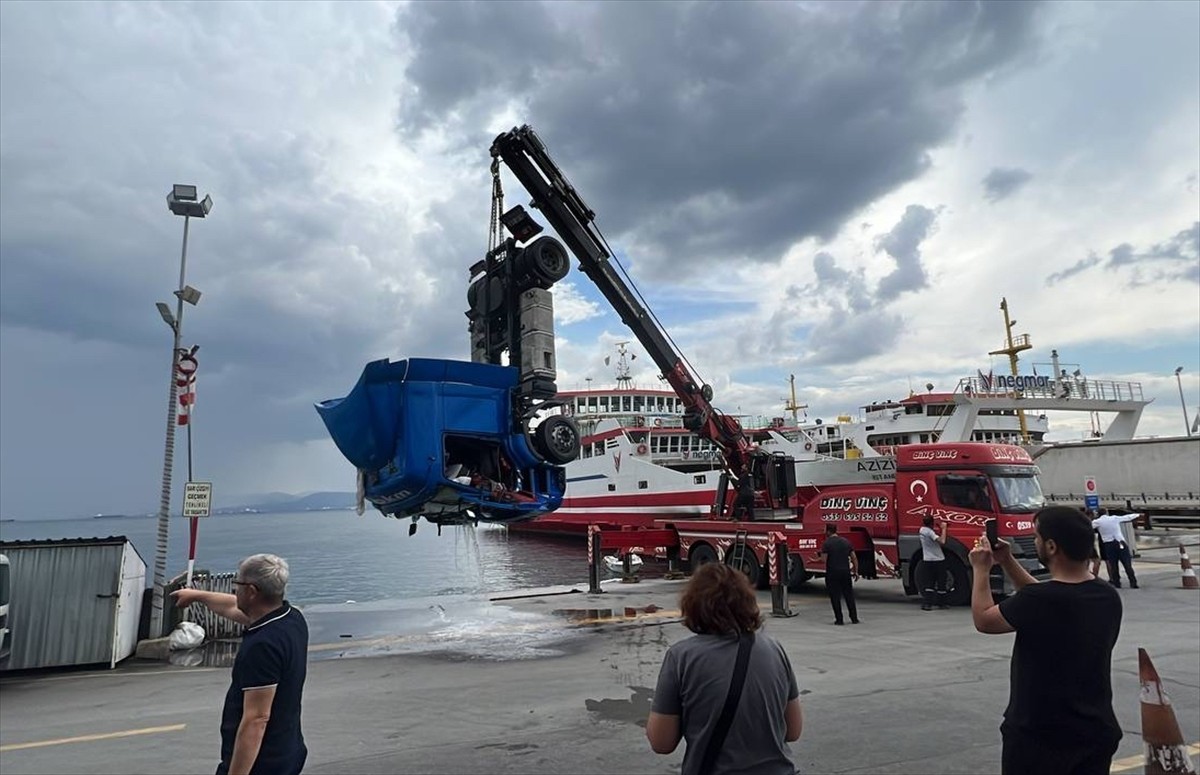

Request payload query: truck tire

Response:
[517,236,570,288]
[913,556,971,607]
[688,544,718,571]
[533,416,581,465]
[943,556,971,606]
[787,555,810,591]
[726,547,762,588]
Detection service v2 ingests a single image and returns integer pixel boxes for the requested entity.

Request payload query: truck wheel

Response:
[787,555,810,591]
[727,548,762,588]
[943,556,971,607]
[688,544,718,571]
[534,416,580,465]
[518,236,570,288]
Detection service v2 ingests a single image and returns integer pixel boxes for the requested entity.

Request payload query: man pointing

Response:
[173,553,308,775]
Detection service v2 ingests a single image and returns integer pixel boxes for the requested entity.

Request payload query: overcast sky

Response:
[1,0,1197,520]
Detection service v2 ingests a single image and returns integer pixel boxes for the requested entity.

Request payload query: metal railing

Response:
[164,570,245,640]
[957,376,1145,403]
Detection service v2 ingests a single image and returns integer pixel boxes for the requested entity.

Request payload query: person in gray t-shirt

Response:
[647,563,802,775]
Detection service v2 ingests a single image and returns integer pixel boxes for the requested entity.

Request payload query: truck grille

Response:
[1011,535,1037,558]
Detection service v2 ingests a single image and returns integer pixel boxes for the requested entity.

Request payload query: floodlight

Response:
[175,286,202,305]
[172,184,198,201]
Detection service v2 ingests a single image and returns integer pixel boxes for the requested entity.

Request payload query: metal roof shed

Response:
[0,536,146,670]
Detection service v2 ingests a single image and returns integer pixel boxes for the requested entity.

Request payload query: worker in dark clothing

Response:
[810,524,859,625]
[733,471,756,520]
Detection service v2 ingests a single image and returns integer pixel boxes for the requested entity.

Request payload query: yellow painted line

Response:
[1110,742,1199,772]
[0,723,187,753]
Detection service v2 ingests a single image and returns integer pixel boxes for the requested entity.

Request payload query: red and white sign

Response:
[1084,476,1097,493]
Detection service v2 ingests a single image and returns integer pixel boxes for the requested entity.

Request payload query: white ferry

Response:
[510,340,1153,538]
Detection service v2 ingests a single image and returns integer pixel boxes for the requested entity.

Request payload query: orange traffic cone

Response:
[1180,545,1199,590]
[1139,648,1198,774]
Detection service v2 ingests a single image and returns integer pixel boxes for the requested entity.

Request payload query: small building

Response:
[0,536,146,670]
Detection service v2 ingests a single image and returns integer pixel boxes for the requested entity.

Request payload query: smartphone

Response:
[985,518,1001,550]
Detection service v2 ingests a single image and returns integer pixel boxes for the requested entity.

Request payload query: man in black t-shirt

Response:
[969,506,1122,775]
[811,524,859,625]
[174,554,308,775]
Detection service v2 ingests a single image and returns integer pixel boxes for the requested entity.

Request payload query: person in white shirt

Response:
[1091,510,1141,588]
[918,516,949,610]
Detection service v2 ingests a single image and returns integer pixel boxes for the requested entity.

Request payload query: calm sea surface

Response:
[0,511,609,606]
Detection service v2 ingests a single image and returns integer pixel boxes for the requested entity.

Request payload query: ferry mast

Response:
[988,297,1032,443]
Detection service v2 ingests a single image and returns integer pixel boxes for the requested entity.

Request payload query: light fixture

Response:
[156,302,176,329]
[175,286,202,306]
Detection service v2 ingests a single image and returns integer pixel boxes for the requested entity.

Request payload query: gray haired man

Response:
[173,554,308,775]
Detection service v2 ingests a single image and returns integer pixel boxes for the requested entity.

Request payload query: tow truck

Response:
[318,124,1046,604]
[485,125,1046,603]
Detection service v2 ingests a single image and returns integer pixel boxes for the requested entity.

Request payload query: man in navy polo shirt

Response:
[173,553,308,775]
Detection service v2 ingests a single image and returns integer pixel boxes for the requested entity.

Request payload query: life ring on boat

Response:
[654,418,663,427]
[804,442,813,451]
[636,444,648,455]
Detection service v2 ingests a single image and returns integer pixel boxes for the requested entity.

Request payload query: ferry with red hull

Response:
[511,340,1154,538]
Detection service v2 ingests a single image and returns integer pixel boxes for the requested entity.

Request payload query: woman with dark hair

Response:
[646,562,802,775]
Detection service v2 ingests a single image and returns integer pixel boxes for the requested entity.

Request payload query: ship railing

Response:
[958,377,1145,403]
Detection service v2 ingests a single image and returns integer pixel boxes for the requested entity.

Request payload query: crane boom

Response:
[490,126,793,516]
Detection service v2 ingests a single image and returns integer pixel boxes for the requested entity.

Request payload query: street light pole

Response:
[1175,367,1191,438]
[148,185,212,639]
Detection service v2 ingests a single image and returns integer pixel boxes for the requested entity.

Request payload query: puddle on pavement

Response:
[585,686,654,727]
[168,639,241,668]
[551,605,665,624]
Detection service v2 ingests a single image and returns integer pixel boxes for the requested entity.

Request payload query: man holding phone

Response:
[968,506,1123,775]
[918,516,949,610]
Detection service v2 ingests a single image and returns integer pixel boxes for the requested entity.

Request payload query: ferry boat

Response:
[511,338,1152,538]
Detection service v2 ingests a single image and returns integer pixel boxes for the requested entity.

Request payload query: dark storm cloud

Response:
[982,166,1033,202]
[875,205,937,301]
[0,1,475,516]
[395,0,1044,274]
[1046,222,1200,286]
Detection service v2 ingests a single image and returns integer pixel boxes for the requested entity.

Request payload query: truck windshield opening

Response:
[992,475,1045,513]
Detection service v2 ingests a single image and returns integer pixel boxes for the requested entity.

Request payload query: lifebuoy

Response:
[804,442,813,451]
[636,444,648,455]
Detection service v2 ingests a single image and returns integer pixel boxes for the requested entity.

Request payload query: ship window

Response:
[608,483,617,492]
[670,436,680,452]
[638,480,648,490]
[600,396,610,412]
[694,475,707,485]
[623,396,632,412]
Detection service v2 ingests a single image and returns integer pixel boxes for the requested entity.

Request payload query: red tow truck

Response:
[597,442,1046,605]
[488,125,1045,606]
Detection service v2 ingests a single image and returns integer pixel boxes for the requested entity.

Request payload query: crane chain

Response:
[488,156,504,255]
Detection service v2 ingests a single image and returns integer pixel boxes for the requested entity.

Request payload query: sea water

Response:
[0,511,598,606]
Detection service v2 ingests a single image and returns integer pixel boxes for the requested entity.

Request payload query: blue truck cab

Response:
[316,358,578,524]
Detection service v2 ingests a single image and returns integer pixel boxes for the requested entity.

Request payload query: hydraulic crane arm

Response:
[490,125,755,476]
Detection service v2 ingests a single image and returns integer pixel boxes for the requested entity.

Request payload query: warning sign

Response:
[183,481,213,518]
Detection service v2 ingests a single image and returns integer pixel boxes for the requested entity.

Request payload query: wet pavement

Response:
[1,540,1198,774]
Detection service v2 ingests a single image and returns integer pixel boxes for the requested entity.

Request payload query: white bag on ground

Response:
[169,621,206,650]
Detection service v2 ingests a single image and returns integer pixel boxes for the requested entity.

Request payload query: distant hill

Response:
[215,491,357,514]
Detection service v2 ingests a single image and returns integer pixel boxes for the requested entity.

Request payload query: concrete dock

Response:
[1,541,1198,774]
